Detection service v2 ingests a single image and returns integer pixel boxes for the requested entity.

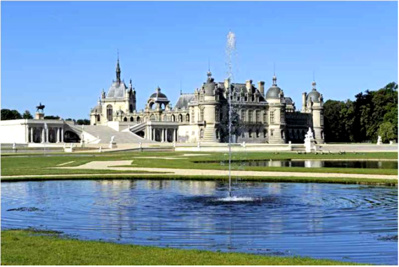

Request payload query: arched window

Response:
[130,117,134,122]
[178,114,183,122]
[137,117,141,123]
[150,114,156,121]
[106,105,113,121]
[123,117,127,122]
[171,115,175,122]
[186,114,190,122]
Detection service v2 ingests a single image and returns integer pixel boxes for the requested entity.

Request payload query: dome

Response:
[149,87,169,102]
[265,75,282,99]
[204,71,217,96]
[307,82,321,103]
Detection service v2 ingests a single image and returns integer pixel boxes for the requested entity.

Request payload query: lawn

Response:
[1,151,397,185]
[1,230,357,265]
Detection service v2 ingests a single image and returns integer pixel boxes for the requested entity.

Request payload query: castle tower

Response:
[306,81,324,143]
[265,75,286,144]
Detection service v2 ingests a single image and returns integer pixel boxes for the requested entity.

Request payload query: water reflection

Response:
[1,180,397,265]
[225,160,398,169]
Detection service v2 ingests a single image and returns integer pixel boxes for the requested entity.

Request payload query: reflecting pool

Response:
[2,180,397,265]
[213,160,398,169]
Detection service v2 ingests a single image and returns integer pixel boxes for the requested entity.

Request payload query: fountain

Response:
[226,30,236,198]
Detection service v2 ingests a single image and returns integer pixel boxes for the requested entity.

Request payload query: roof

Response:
[284,97,294,105]
[174,94,195,110]
[107,81,127,98]
[149,87,169,103]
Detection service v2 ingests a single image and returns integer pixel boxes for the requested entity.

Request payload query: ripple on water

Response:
[1,180,397,265]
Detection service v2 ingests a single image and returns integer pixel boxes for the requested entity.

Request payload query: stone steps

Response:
[201,126,217,142]
[82,126,148,144]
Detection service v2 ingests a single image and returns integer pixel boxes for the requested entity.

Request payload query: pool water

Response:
[2,180,397,265]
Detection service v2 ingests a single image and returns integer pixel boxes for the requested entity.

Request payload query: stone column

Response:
[61,128,64,143]
[161,128,164,142]
[30,127,34,143]
[56,128,60,143]
[41,128,45,143]
[45,128,49,143]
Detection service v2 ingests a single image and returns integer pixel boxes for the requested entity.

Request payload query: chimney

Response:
[302,92,307,112]
[246,80,252,91]
[258,81,265,95]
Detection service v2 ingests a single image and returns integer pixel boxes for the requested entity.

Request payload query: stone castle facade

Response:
[90,59,325,144]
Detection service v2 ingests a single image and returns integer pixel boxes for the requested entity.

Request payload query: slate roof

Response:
[107,81,127,98]
[174,94,195,110]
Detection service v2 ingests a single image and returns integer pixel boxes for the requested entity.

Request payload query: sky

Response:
[2,1,398,119]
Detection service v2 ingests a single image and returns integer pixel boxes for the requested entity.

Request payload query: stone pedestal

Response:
[35,112,44,120]
[109,142,117,149]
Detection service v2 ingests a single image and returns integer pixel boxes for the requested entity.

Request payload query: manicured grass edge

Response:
[1,174,397,186]
[1,229,359,265]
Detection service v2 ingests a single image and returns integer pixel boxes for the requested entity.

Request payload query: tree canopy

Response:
[1,109,22,120]
[324,82,398,143]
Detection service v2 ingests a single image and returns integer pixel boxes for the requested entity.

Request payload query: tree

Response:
[44,115,60,120]
[76,119,90,125]
[378,122,395,143]
[22,110,33,119]
[324,82,397,143]
[1,109,22,120]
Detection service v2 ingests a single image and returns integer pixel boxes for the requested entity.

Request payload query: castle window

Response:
[179,114,183,122]
[137,117,141,123]
[255,110,260,123]
[130,117,134,122]
[187,114,191,122]
[263,129,267,138]
[248,110,253,123]
[106,105,113,121]
[123,117,127,122]
[171,115,176,122]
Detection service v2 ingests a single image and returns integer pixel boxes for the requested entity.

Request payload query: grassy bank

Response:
[2,151,398,176]
[1,230,356,265]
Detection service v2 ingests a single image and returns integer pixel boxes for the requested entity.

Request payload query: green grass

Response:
[1,230,358,265]
[1,151,397,185]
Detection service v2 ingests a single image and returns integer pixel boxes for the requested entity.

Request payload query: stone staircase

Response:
[81,125,149,144]
[201,125,217,142]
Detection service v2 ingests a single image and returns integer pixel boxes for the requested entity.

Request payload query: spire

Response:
[312,81,317,90]
[272,63,277,86]
[116,50,121,83]
[312,71,316,90]
[272,75,277,86]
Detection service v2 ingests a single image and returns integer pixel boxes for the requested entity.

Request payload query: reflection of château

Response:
[90,59,324,144]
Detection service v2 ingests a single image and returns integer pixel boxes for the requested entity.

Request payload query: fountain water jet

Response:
[226,31,236,198]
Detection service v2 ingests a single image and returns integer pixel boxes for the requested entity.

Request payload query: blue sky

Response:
[2,1,397,119]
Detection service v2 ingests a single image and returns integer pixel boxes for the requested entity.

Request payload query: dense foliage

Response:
[324,82,398,143]
[1,109,22,120]
[0,109,90,124]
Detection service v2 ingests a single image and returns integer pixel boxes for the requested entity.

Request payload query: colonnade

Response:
[28,126,64,143]
[147,127,178,142]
